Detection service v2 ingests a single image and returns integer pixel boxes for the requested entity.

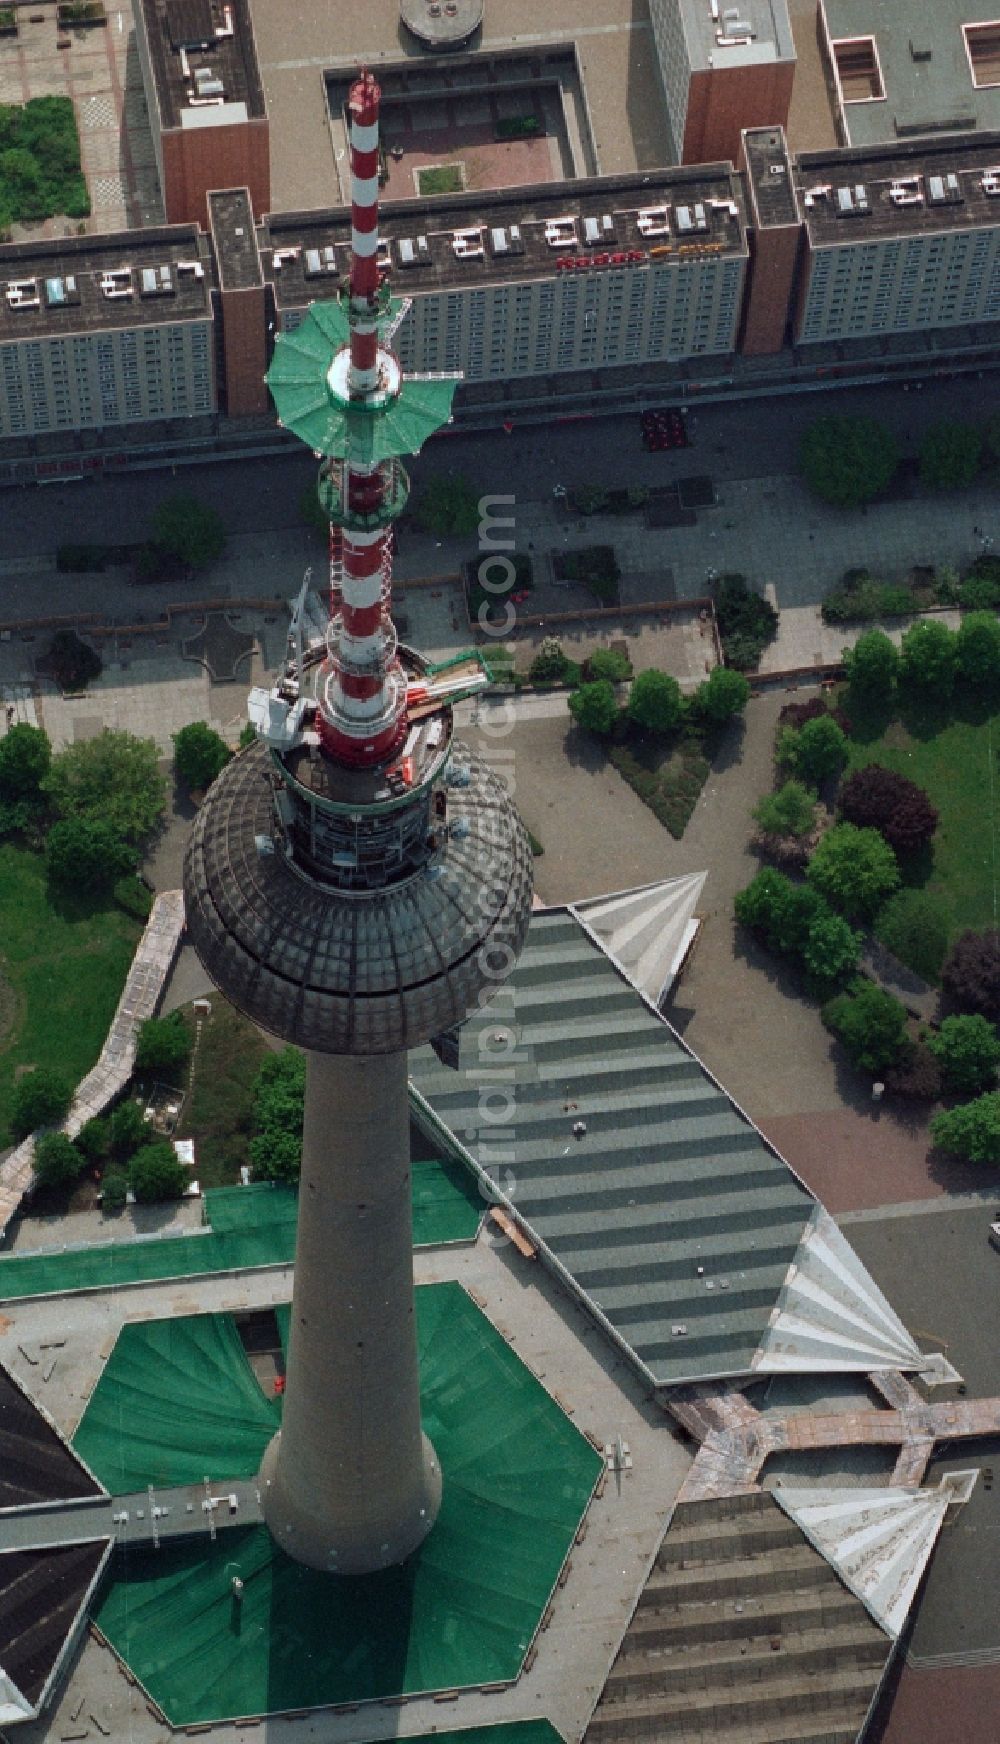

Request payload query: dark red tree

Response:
[838,764,938,856]
[778,696,853,736]
[942,929,1000,1020]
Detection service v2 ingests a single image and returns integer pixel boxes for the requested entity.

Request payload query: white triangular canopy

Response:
[0,1667,33,1723]
[571,874,707,1005]
[773,1472,975,1638]
[754,1208,924,1374]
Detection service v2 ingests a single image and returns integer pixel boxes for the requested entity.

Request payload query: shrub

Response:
[238,721,256,749]
[941,929,1000,1019]
[885,1040,942,1100]
[808,822,899,921]
[107,1098,150,1162]
[135,1012,192,1075]
[838,765,938,857]
[129,1139,188,1202]
[529,637,570,682]
[694,665,750,722]
[843,629,899,697]
[734,868,859,985]
[753,780,817,839]
[931,1092,1000,1164]
[33,1132,85,1189]
[927,1014,1000,1096]
[628,669,685,734]
[413,476,481,536]
[586,647,632,683]
[821,981,908,1072]
[958,572,1000,611]
[101,1170,129,1213]
[779,714,849,786]
[918,421,982,491]
[800,415,899,507]
[875,889,950,982]
[114,874,153,920]
[0,723,50,799]
[11,1067,72,1138]
[778,696,852,736]
[956,611,1000,688]
[45,815,135,894]
[172,722,231,793]
[899,619,956,699]
[569,680,619,735]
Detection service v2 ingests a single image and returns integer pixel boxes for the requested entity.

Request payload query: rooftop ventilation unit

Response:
[927,172,962,204]
[507,223,525,254]
[451,227,484,259]
[544,216,577,248]
[802,183,832,207]
[272,246,301,269]
[5,279,39,310]
[888,177,922,207]
[490,226,509,255]
[304,246,337,276]
[637,205,670,237]
[99,268,133,299]
[835,184,869,216]
[140,264,175,295]
[44,274,78,306]
[176,259,205,278]
[982,169,1000,195]
[583,216,601,245]
[397,237,417,266]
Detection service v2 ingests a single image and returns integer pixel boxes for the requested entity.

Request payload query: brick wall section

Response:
[162,119,270,230]
[682,62,794,167]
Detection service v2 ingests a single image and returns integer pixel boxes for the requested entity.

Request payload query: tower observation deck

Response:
[183,68,533,1574]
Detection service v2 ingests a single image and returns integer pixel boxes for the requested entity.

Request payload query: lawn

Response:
[173,998,271,1188]
[843,694,1000,941]
[0,843,140,1142]
[416,163,464,195]
[610,726,714,838]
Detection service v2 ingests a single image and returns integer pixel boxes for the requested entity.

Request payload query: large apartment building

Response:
[0,229,215,441]
[648,0,796,166]
[265,172,749,379]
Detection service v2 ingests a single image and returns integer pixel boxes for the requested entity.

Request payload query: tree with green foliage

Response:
[627,668,684,734]
[46,629,102,694]
[101,1170,129,1213]
[0,97,89,227]
[713,575,779,671]
[899,619,957,699]
[875,888,950,982]
[694,664,750,722]
[931,1092,1000,1164]
[129,1139,188,1203]
[249,1046,305,1183]
[779,713,848,786]
[956,610,1000,688]
[135,1012,193,1076]
[569,680,619,736]
[0,723,49,799]
[808,821,899,921]
[530,637,570,682]
[33,1132,85,1189]
[801,909,863,990]
[172,722,231,793]
[150,495,225,570]
[11,1067,72,1139]
[413,475,480,536]
[107,1099,150,1163]
[587,647,632,683]
[753,780,816,839]
[75,1116,109,1163]
[44,729,166,846]
[45,815,135,894]
[799,415,899,508]
[821,980,908,1073]
[238,721,257,750]
[927,1014,1000,1096]
[918,421,982,491]
[843,629,899,698]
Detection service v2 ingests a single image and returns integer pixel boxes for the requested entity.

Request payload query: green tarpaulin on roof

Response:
[0,1154,482,1302]
[88,1285,601,1724]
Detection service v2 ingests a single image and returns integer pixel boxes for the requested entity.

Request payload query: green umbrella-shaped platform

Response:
[267,297,457,465]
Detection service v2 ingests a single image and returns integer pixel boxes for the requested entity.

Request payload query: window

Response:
[964,21,1000,88]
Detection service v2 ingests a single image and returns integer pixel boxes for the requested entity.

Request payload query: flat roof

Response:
[743,125,798,226]
[822,0,1000,148]
[0,228,213,342]
[138,0,264,131]
[208,187,263,290]
[263,169,748,310]
[676,0,796,73]
[796,131,1000,244]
